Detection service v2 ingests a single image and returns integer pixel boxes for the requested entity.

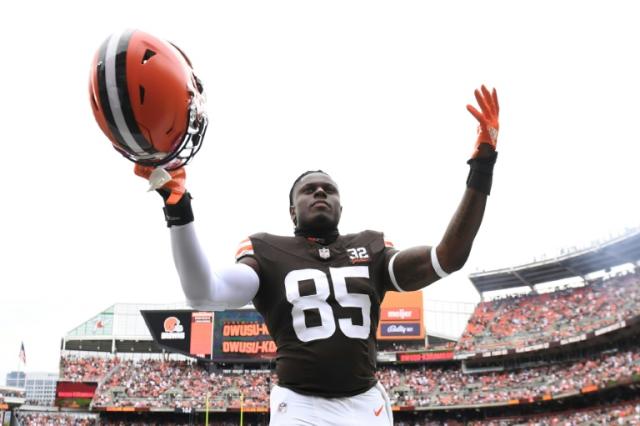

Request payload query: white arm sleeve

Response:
[170,223,260,310]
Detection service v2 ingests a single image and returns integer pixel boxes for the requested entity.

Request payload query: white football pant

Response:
[268,382,393,426]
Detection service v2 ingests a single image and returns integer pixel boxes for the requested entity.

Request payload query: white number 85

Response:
[284,266,371,342]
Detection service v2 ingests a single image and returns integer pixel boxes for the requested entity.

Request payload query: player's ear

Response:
[289,205,297,225]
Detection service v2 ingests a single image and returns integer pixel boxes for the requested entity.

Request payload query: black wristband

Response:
[157,190,194,227]
[466,150,498,195]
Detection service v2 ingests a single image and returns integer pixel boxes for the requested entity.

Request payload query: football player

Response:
[136,85,500,425]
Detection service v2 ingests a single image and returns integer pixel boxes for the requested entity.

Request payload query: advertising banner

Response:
[380,322,422,337]
[377,291,425,341]
[55,381,98,409]
[397,351,454,363]
[380,307,420,321]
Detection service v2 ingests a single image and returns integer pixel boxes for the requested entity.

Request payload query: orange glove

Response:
[134,164,186,205]
[467,85,499,158]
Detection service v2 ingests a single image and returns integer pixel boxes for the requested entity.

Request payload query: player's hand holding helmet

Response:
[134,164,186,205]
[89,29,207,201]
[465,85,499,195]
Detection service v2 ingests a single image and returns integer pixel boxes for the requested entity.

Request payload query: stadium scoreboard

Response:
[142,290,425,361]
[55,381,98,408]
[141,309,276,362]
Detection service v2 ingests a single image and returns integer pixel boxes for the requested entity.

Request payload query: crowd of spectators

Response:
[60,354,119,382]
[457,270,640,353]
[66,344,639,410]
[467,399,640,425]
[379,345,640,407]
[93,359,274,410]
[55,268,640,417]
[378,341,426,352]
[101,420,258,426]
[16,412,97,426]
[16,400,640,425]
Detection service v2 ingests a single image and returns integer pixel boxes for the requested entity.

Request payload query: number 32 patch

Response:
[347,247,369,264]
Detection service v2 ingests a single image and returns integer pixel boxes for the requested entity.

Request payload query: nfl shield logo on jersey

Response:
[318,247,331,259]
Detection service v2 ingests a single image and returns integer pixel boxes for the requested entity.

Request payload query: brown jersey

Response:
[236,231,399,397]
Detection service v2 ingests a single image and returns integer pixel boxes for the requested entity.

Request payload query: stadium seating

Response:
[51,269,640,422]
[465,399,640,425]
[57,345,639,410]
[379,346,640,407]
[456,270,640,353]
[92,359,273,410]
[16,412,98,426]
[60,355,119,382]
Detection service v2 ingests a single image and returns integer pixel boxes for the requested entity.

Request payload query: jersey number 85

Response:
[284,266,371,342]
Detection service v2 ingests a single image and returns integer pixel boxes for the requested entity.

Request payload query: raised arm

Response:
[389,86,500,292]
[135,165,260,310]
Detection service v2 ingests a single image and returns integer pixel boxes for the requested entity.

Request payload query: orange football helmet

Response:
[89,29,207,170]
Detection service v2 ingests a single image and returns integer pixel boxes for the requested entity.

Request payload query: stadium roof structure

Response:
[469,227,640,295]
[62,302,189,353]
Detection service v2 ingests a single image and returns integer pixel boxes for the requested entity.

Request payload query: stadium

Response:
[2,228,638,425]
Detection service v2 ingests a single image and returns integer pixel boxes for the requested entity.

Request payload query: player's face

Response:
[290,173,342,231]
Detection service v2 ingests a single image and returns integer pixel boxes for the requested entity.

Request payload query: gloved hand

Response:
[134,164,193,227]
[134,164,187,205]
[465,85,500,195]
[467,85,499,158]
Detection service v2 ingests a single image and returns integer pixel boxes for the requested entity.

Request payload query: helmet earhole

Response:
[141,49,156,64]
[139,86,145,105]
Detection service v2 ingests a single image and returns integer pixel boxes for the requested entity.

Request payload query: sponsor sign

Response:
[515,342,550,353]
[453,352,473,360]
[560,334,587,345]
[55,382,98,409]
[380,322,421,337]
[377,351,397,362]
[397,351,454,362]
[381,308,420,321]
[377,290,425,341]
[595,321,625,336]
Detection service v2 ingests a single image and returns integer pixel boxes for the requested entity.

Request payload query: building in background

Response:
[5,371,25,388]
[24,372,58,406]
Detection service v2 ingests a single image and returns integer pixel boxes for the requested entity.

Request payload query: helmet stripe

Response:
[114,30,158,156]
[96,36,129,154]
[104,30,156,158]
